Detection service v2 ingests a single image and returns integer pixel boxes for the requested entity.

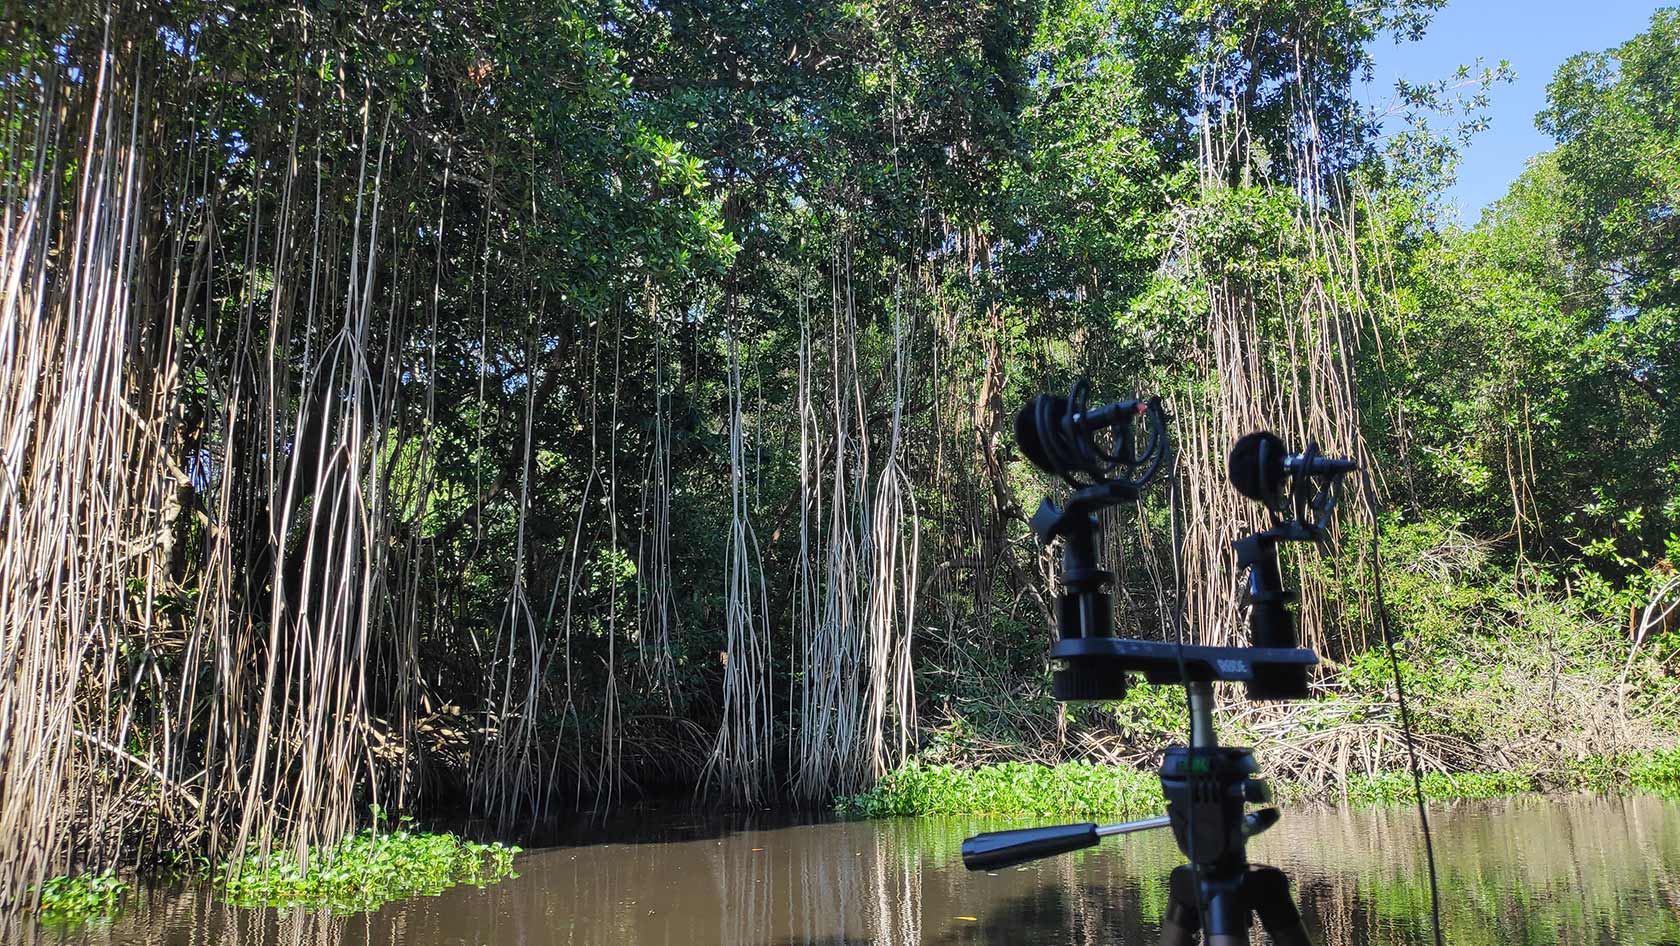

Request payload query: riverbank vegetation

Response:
[218,822,518,914]
[840,746,1680,818]
[24,826,510,927]
[2,0,1675,917]
[27,819,515,926]
[31,872,127,928]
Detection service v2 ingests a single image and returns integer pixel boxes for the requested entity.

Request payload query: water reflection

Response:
[22,794,1680,945]
[13,891,348,946]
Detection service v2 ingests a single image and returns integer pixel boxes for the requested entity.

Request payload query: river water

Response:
[23,794,1680,946]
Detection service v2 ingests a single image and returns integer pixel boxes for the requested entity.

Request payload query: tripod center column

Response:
[1187,681,1217,748]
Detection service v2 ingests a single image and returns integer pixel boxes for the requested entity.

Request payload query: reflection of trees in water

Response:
[13,797,1680,945]
[289,818,932,945]
[5,886,347,946]
[871,815,1185,946]
[777,820,920,945]
[1273,794,1680,946]
[891,797,1680,946]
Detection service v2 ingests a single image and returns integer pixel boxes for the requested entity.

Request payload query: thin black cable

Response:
[1364,471,1445,946]
[1165,453,1212,924]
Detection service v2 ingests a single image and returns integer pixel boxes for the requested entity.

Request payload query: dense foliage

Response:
[1,0,1675,912]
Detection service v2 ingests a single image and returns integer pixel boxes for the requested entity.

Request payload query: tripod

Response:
[960,385,1355,945]
[960,680,1312,946]
[1156,682,1310,946]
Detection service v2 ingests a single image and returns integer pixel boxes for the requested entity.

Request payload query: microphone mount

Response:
[1227,431,1359,701]
[1228,431,1355,537]
[1016,378,1167,490]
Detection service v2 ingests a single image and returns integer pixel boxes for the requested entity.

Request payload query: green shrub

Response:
[1102,680,1191,743]
[839,753,1680,820]
[1627,748,1680,790]
[1564,747,1680,793]
[1342,770,1534,805]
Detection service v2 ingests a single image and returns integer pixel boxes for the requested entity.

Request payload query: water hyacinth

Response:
[33,871,127,927]
[217,827,520,915]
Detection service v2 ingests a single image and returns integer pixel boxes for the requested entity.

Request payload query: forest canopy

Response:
[0,0,1675,911]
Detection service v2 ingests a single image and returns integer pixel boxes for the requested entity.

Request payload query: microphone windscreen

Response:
[1229,431,1286,505]
[1015,395,1059,473]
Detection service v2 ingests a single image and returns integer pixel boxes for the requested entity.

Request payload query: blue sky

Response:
[1361,0,1666,222]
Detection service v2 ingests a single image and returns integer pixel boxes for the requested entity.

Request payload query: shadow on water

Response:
[15,794,1680,946]
[509,804,846,850]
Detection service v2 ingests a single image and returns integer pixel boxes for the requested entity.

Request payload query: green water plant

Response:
[1340,770,1535,806]
[217,821,519,914]
[838,760,1164,819]
[1565,747,1680,794]
[842,750,1680,819]
[33,869,126,926]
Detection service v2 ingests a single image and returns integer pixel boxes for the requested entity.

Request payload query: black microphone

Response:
[1074,397,1148,430]
[1229,432,1357,509]
[1015,394,1149,476]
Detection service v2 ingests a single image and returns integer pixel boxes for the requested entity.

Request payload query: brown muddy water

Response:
[18,794,1680,946]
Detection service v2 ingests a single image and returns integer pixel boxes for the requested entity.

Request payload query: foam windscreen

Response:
[1015,394,1065,474]
[1229,430,1287,506]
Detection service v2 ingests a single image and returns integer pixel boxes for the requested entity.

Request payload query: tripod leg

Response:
[1249,865,1313,946]
[1159,866,1201,946]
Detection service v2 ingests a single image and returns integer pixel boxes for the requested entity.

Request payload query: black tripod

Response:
[960,384,1356,945]
[961,679,1312,946]
[1156,682,1309,946]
